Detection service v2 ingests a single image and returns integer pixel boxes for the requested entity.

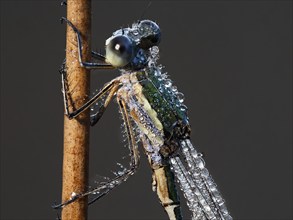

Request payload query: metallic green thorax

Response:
[136,67,191,142]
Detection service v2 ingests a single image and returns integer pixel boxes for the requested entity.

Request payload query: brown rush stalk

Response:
[61,0,91,219]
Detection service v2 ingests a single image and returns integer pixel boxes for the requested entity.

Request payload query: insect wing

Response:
[170,139,232,220]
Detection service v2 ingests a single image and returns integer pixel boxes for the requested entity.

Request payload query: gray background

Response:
[0,0,292,220]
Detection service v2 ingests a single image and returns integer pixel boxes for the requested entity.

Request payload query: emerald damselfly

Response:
[54,17,232,220]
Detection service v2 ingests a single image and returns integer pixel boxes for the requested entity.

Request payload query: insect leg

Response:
[59,50,108,116]
[91,51,106,62]
[61,17,114,69]
[61,51,106,65]
[90,81,119,126]
[53,97,140,209]
[85,97,140,204]
[117,97,140,169]
[61,63,120,119]
[87,97,140,204]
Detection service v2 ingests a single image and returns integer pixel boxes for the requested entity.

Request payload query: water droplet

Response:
[70,192,77,199]
[201,168,209,178]
[195,157,205,169]
[197,153,203,157]
[164,79,172,88]
[171,86,178,92]
[117,171,125,176]
[180,105,188,112]
[177,92,185,103]
[154,69,160,76]
[117,163,124,168]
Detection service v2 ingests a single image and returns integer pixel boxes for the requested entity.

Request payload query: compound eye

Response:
[138,20,161,49]
[105,35,134,67]
[139,33,161,49]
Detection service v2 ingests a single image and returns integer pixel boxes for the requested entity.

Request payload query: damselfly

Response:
[54,17,232,220]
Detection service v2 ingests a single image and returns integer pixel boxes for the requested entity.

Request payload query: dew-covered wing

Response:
[170,139,232,220]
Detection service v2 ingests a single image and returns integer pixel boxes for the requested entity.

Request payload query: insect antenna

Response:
[138,1,152,23]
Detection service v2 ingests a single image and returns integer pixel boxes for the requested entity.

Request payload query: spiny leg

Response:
[117,97,140,168]
[61,64,120,118]
[53,79,120,209]
[85,97,140,204]
[90,81,120,126]
[60,51,108,74]
[61,51,107,64]
[59,47,112,120]
[53,96,140,209]
[61,17,114,69]
[91,51,107,62]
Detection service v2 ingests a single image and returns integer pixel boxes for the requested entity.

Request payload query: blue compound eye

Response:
[105,35,134,67]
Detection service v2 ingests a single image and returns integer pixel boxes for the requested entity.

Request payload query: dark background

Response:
[0,1,292,220]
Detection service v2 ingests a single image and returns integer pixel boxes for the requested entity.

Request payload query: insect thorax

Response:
[133,65,191,157]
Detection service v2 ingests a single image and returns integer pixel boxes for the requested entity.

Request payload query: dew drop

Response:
[171,85,178,92]
[180,105,188,112]
[162,74,168,79]
[70,192,77,199]
[154,69,160,76]
[201,168,209,178]
[164,79,172,88]
[177,92,185,103]
[197,153,203,157]
[117,171,125,176]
